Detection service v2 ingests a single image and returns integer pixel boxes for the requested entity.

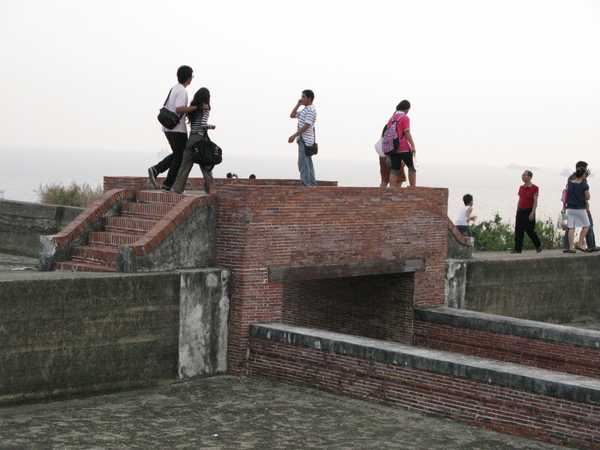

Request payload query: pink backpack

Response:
[381,115,402,154]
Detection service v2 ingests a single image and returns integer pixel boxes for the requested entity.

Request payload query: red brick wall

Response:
[248,336,600,448]
[215,185,448,373]
[414,320,600,379]
[282,273,415,342]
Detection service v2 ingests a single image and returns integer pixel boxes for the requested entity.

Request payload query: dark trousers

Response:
[514,208,541,251]
[156,132,188,188]
[456,225,472,237]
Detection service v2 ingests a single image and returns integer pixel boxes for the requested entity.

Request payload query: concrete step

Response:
[122,201,173,219]
[88,232,141,247]
[54,261,117,272]
[105,216,157,234]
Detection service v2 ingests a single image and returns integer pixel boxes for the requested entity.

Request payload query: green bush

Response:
[471,213,562,251]
[37,181,103,208]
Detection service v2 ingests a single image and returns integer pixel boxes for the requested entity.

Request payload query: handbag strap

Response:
[163,88,184,121]
[303,106,316,143]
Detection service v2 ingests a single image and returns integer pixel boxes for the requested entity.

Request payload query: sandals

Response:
[575,245,588,252]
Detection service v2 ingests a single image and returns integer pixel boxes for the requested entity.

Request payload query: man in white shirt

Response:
[148,65,197,191]
[288,90,317,186]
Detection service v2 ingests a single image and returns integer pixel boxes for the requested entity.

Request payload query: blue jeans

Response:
[563,211,595,249]
[298,139,316,186]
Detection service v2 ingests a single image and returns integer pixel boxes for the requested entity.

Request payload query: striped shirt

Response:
[296,105,317,145]
[189,109,210,136]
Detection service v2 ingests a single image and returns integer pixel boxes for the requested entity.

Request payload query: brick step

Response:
[105,216,158,234]
[136,190,183,205]
[54,261,117,272]
[72,245,118,265]
[122,201,173,218]
[89,231,141,247]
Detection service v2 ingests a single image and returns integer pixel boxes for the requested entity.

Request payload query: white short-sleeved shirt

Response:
[161,83,188,133]
[296,105,317,145]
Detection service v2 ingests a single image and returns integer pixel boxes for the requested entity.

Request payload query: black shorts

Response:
[389,151,415,171]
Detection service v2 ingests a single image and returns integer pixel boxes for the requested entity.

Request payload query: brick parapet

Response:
[248,323,600,448]
[215,185,449,373]
[414,307,600,379]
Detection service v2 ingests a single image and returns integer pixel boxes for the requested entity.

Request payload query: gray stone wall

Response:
[0,200,82,257]
[447,255,600,324]
[0,269,229,406]
[179,269,230,378]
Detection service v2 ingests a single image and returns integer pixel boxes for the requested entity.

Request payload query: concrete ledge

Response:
[415,306,600,349]
[0,200,83,257]
[103,176,339,192]
[268,258,425,282]
[250,322,600,405]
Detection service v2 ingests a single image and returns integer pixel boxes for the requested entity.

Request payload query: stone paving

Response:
[0,376,561,449]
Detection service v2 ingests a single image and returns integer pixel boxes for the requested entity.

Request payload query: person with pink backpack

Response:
[382,100,417,187]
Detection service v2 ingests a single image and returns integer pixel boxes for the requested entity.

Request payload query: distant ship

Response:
[157,148,170,159]
[506,163,540,171]
[559,167,571,177]
[559,167,593,177]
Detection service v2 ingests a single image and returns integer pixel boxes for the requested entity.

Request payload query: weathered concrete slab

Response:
[0,268,231,406]
[415,306,600,349]
[179,269,230,378]
[0,200,82,257]
[447,250,600,324]
[0,376,561,449]
[268,258,425,282]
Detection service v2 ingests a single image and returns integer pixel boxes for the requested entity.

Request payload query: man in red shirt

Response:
[512,170,542,254]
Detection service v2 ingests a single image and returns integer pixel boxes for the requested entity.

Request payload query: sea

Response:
[0,146,590,226]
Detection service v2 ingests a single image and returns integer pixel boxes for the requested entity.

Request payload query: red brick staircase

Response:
[55,191,182,272]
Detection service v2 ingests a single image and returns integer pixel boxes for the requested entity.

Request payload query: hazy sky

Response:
[1,0,599,168]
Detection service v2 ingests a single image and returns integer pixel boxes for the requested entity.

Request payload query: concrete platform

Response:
[471,248,598,260]
[0,376,560,449]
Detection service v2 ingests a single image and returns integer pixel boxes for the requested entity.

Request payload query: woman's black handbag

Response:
[192,133,223,166]
[157,88,183,130]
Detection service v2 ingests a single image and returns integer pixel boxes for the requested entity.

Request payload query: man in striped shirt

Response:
[288,90,317,186]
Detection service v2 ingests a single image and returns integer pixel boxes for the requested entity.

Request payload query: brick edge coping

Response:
[46,189,218,257]
[48,189,136,246]
[249,322,600,405]
[447,218,473,246]
[129,192,217,256]
[415,306,600,349]
[103,176,339,191]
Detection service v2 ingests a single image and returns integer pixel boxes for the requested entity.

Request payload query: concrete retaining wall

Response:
[0,200,82,257]
[0,269,229,406]
[446,254,600,323]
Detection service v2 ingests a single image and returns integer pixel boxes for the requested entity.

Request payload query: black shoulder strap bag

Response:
[157,89,184,130]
